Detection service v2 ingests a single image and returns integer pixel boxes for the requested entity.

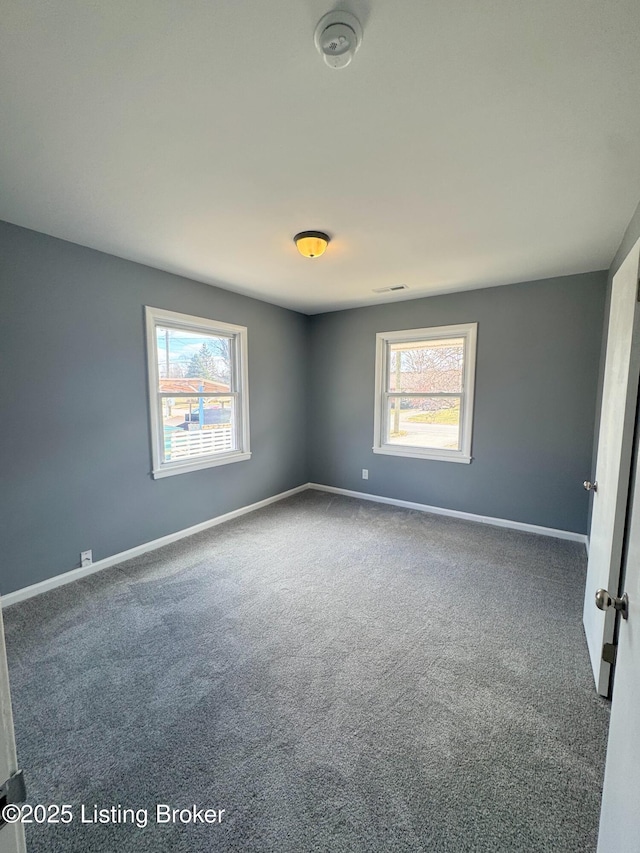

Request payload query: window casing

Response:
[145,307,250,478]
[373,323,477,464]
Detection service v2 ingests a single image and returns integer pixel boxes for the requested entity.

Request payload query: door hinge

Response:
[602,642,617,665]
[0,770,26,830]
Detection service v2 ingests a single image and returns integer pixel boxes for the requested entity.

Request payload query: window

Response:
[373,323,477,463]
[145,307,250,478]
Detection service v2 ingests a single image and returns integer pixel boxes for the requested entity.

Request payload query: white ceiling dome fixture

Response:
[314,10,363,69]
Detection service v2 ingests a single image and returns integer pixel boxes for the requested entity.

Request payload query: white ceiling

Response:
[2,0,640,314]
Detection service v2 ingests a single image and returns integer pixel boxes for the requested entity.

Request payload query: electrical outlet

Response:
[80,549,93,567]
[362,469,369,480]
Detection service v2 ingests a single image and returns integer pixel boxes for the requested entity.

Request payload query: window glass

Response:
[145,308,250,478]
[374,324,477,463]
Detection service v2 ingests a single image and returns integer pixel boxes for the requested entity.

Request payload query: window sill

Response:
[372,446,472,464]
[152,451,252,479]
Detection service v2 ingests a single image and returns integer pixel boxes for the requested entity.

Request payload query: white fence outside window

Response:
[167,427,233,460]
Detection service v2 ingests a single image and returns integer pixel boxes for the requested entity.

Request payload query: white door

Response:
[0,603,26,852]
[597,421,640,852]
[583,238,640,696]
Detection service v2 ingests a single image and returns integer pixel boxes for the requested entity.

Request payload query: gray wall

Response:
[0,221,309,595]
[307,272,607,534]
[0,218,612,597]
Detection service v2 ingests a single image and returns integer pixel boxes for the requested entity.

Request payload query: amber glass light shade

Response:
[294,231,330,258]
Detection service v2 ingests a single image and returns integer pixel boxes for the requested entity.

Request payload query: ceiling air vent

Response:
[372,285,409,294]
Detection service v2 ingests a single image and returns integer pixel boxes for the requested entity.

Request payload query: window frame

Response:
[145,306,251,479]
[373,322,477,464]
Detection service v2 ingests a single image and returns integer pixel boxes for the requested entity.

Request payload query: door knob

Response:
[583,480,598,492]
[595,589,629,620]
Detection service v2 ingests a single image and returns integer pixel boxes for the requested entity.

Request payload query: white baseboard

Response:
[1,484,309,607]
[2,481,588,607]
[308,483,589,546]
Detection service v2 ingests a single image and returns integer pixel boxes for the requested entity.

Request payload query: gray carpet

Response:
[4,490,609,852]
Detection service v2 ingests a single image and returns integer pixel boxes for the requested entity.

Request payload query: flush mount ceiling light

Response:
[314,11,363,69]
[294,231,330,258]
